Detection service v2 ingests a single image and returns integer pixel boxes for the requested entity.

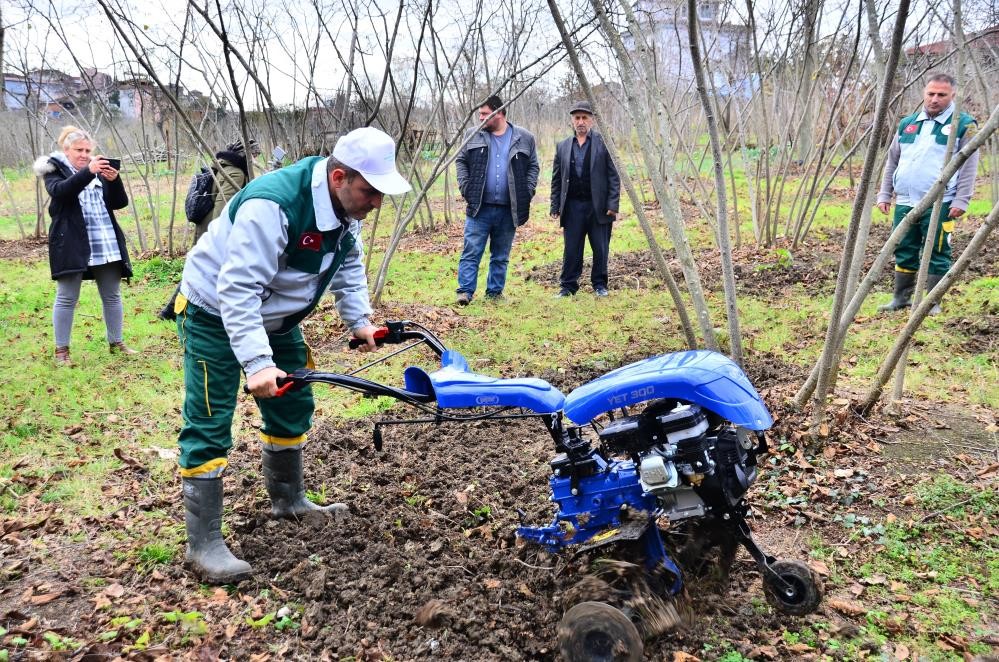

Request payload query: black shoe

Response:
[485,292,503,301]
[555,289,575,298]
[158,302,177,321]
[594,287,609,297]
[456,292,471,306]
[159,286,180,321]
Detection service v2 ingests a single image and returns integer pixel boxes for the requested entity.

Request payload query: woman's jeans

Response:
[456,204,515,299]
[53,262,124,347]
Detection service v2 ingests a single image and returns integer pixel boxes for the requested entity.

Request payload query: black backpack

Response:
[184,167,216,223]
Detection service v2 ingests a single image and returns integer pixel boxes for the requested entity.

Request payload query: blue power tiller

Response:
[271,321,823,661]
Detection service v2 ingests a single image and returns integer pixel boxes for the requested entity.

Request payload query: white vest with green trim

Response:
[893,107,976,206]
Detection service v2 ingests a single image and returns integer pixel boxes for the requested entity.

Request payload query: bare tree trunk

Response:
[0,4,6,112]
[363,0,405,127]
[891,0,964,402]
[597,0,719,350]
[808,0,910,437]
[795,0,821,164]
[789,13,863,247]
[862,199,999,412]
[214,0,254,180]
[744,0,773,247]
[687,0,741,362]
[864,0,887,82]
[546,0,698,349]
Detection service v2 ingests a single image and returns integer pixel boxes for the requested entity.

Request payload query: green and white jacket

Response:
[181,156,370,376]
[877,103,980,210]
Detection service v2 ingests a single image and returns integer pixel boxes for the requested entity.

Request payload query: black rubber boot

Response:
[877,272,916,313]
[926,273,945,316]
[182,477,252,584]
[158,285,180,321]
[262,448,347,519]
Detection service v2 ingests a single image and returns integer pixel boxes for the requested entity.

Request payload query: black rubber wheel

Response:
[762,560,824,616]
[557,601,643,662]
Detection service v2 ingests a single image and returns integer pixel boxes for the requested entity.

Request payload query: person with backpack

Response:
[34,126,137,365]
[174,127,411,584]
[161,139,263,321]
[193,139,261,242]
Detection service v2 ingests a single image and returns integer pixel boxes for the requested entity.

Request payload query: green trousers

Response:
[892,203,954,275]
[176,299,314,476]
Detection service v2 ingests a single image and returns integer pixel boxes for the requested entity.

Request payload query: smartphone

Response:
[105,158,122,170]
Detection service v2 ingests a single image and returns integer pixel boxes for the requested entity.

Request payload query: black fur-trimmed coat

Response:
[33,154,131,281]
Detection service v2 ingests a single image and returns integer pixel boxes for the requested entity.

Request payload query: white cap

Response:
[331,127,412,195]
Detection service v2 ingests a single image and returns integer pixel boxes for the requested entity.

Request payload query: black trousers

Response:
[560,197,612,292]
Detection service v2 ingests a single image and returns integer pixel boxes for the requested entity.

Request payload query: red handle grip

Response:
[348,326,389,349]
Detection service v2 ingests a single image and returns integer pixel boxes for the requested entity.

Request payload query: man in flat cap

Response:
[173,126,411,584]
[550,100,620,297]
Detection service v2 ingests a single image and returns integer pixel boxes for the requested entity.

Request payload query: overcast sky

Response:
[4,0,971,110]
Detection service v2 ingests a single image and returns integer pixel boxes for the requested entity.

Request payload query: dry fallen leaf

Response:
[808,560,830,576]
[827,598,866,616]
[113,448,144,470]
[861,574,886,586]
[748,644,779,659]
[29,592,62,605]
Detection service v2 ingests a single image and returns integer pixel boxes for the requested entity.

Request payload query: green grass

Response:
[136,542,176,572]
[0,150,995,658]
[2,168,994,516]
[841,474,999,659]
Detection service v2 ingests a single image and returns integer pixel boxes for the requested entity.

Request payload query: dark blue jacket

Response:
[455,122,539,227]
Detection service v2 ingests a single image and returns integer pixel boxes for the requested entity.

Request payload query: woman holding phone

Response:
[34,126,136,365]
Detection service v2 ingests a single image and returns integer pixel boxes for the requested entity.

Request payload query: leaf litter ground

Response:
[1,225,997,660]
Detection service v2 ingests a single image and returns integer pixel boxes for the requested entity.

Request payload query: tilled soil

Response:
[2,212,997,660]
[2,347,996,660]
[0,236,47,262]
[946,313,999,358]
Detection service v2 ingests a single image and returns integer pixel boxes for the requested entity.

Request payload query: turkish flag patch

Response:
[297,232,322,251]
[903,124,918,134]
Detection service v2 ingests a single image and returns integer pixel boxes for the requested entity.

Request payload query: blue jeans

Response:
[456,204,515,298]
